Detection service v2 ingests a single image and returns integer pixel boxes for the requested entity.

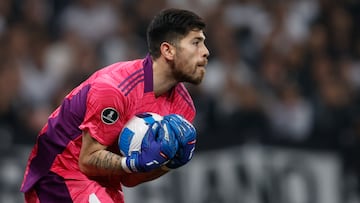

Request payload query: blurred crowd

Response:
[0,0,360,190]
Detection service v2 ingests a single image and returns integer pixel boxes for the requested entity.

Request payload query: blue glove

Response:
[163,114,197,169]
[158,119,179,160]
[122,121,178,173]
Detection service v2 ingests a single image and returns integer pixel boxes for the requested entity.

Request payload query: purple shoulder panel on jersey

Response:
[117,54,153,96]
[117,68,143,90]
[143,54,153,93]
[21,84,90,192]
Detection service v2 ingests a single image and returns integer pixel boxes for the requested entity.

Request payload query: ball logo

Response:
[101,107,119,124]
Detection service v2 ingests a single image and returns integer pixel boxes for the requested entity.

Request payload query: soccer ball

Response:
[118,112,163,156]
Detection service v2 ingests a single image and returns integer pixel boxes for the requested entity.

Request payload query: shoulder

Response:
[86,58,146,109]
[96,59,144,83]
[88,59,145,93]
[116,61,146,97]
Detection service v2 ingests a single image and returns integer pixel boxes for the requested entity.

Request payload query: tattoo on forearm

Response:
[88,151,122,175]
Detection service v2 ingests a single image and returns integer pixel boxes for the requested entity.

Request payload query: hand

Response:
[158,119,179,160]
[163,114,197,169]
[121,121,178,173]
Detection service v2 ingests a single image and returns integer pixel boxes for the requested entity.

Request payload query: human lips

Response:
[197,60,208,68]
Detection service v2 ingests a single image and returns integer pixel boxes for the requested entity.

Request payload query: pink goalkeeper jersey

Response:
[21,54,196,192]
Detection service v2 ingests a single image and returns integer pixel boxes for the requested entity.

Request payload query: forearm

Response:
[81,149,170,186]
[79,131,171,186]
[79,131,129,177]
[120,166,170,187]
[79,149,126,177]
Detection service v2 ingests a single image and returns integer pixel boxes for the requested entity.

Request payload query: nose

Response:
[202,45,210,58]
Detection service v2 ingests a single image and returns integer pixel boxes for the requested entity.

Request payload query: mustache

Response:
[198,59,208,66]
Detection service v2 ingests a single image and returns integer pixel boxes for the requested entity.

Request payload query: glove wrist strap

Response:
[121,157,133,173]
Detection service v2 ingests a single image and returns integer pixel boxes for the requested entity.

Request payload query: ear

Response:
[160,42,175,60]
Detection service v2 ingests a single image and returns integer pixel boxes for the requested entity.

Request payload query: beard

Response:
[171,60,205,85]
[171,52,205,85]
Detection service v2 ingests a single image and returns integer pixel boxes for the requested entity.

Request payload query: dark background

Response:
[0,0,360,202]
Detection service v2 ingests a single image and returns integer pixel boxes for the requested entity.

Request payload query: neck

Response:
[152,57,177,97]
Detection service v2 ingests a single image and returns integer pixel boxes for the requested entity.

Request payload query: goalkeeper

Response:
[20,8,209,203]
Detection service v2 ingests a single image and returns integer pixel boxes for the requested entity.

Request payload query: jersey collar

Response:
[143,53,153,93]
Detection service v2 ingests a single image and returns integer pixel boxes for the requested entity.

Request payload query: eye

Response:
[193,41,200,46]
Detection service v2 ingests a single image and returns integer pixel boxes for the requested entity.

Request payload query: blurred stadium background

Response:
[0,0,360,202]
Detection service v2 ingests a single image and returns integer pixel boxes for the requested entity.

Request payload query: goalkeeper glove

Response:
[163,114,197,169]
[121,121,178,173]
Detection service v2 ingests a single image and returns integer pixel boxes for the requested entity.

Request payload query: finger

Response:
[167,120,183,137]
[167,114,194,135]
[165,114,183,124]
[143,121,160,146]
[159,120,172,142]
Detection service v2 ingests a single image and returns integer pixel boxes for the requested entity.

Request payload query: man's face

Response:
[172,30,209,85]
